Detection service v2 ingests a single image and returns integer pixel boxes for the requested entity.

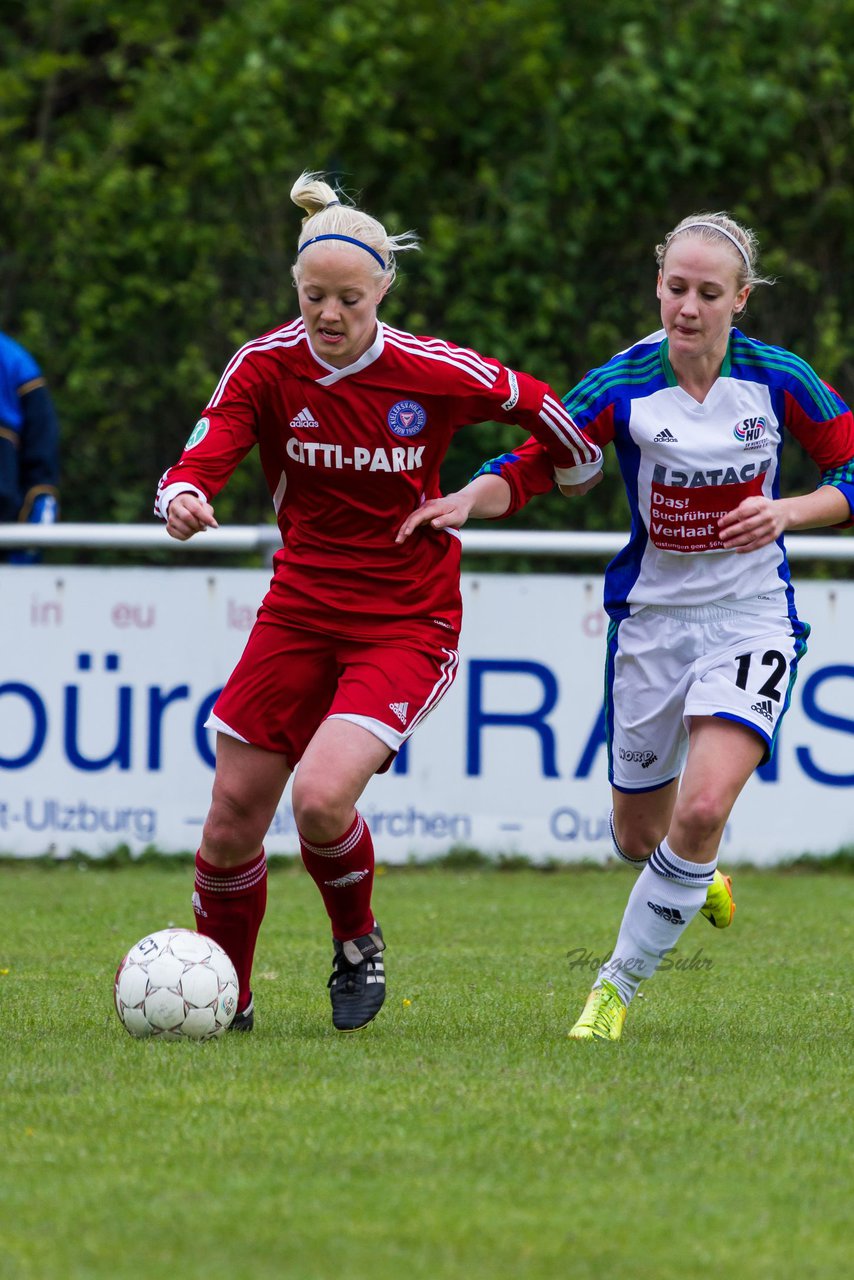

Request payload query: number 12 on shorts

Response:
[734,649,787,702]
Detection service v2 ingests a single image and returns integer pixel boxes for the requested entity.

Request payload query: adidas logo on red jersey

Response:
[290,407,319,429]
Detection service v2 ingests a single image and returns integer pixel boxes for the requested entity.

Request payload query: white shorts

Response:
[605,597,810,792]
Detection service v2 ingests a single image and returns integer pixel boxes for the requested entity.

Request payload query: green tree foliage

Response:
[1,0,852,535]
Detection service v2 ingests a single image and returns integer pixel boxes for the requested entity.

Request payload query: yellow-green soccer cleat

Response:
[567,980,627,1042]
[700,869,736,928]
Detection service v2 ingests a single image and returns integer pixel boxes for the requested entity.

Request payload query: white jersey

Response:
[482,328,854,619]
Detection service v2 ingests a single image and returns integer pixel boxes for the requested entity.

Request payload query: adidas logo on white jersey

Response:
[290,407,320,429]
[751,698,775,722]
[389,701,409,725]
[654,428,678,443]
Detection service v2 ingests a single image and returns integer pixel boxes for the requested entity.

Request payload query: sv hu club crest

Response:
[733,416,767,445]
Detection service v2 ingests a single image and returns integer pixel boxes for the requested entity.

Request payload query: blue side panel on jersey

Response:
[768,384,787,501]
[764,382,798,606]
[603,404,646,619]
[563,339,666,620]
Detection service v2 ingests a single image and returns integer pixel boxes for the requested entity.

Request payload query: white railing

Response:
[0,522,853,560]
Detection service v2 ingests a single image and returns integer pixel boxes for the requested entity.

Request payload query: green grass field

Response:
[1,859,851,1280]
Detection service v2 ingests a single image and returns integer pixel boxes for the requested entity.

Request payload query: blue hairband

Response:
[297,233,386,270]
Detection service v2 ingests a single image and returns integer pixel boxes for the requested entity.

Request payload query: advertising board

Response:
[1,567,851,862]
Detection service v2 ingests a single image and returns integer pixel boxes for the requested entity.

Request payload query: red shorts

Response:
[207,617,460,770]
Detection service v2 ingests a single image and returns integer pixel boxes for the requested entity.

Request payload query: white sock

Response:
[598,837,716,1006]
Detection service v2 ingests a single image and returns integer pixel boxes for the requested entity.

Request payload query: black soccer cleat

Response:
[327,925,386,1032]
[229,995,254,1032]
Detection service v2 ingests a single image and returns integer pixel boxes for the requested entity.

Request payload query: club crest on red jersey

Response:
[387,399,427,437]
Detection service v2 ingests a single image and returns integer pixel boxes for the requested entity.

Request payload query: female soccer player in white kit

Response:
[398,211,854,1041]
[155,172,602,1033]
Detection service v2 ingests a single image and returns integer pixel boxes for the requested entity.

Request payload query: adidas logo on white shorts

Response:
[751,698,775,722]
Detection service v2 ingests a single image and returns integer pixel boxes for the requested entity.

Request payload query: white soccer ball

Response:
[114,928,238,1041]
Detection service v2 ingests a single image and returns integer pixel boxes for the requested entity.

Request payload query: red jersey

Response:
[156,319,601,641]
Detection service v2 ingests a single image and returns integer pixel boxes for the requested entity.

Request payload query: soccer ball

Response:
[114,928,238,1040]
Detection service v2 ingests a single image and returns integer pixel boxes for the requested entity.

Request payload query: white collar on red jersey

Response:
[310,322,386,387]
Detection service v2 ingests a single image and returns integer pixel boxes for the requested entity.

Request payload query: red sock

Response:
[193,849,267,1013]
[299,813,375,941]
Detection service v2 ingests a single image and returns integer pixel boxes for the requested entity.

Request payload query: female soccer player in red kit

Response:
[155,171,602,1032]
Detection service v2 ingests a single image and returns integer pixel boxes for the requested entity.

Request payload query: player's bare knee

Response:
[675,792,729,848]
[618,824,662,860]
[202,790,263,860]
[292,791,343,835]
[291,779,350,842]
[611,803,663,858]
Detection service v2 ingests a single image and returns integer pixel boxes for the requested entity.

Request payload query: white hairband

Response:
[672,221,751,271]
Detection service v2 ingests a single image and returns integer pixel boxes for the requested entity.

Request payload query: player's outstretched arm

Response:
[396,474,511,544]
[718,486,850,554]
[166,492,219,541]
